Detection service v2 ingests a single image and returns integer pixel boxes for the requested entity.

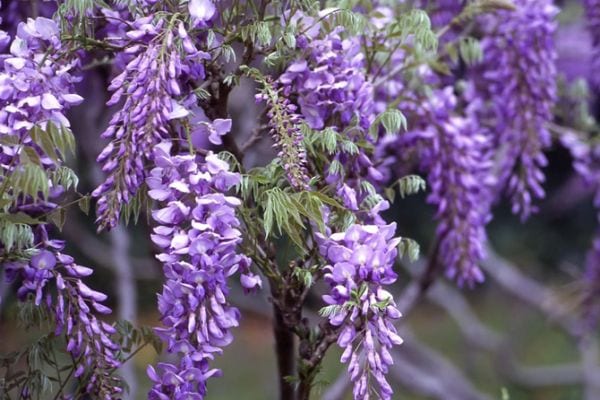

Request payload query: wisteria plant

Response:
[0,0,599,399]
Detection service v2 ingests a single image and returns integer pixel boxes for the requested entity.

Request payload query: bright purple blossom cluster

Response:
[0,0,56,38]
[279,28,374,131]
[280,27,386,202]
[93,14,210,230]
[316,219,403,400]
[474,0,558,219]
[145,141,257,399]
[0,16,82,154]
[4,225,121,398]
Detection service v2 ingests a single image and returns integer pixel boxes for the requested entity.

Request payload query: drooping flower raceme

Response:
[279,28,375,131]
[474,0,558,219]
[316,219,403,400]
[4,225,121,398]
[0,16,82,218]
[384,85,493,285]
[146,140,256,399]
[583,0,600,88]
[93,15,210,230]
[0,16,121,398]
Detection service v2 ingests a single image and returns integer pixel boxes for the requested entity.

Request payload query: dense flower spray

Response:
[0,16,82,151]
[93,11,211,230]
[0,1,592,400]
[145,140,256,399]
[279,28,374,131]
[279,26,386,211]
[0,15,121,398]
[4,226,122,398]
[474,0,558,219]
[316,205,403,400]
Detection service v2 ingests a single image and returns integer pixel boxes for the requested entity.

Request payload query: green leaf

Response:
[318,304,343,318]
[0,135,21,146]
[459,37,483,66]
[0,216,35,252]
[398,237,420,262]
[21,146,43,167]
[50,166,79,191]
[261,188,307,251]
[395,174,426,198]
[3,212,42,225]
[78,195,91,215]
[48,208,67,231]
[370,109,407,137]
[30,125,59,163]
[283,32,296,48]
[10,163,50,201]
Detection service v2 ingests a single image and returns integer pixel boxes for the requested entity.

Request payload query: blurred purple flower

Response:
[583,0,600,88]
[473,0,558,220]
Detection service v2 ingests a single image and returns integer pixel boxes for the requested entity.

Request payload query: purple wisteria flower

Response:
[1,15,121,397]
[279,28,374,131]
[583,0,600,88]
[404,88,492,285]
[473,0,558,220]
[146,141,257,399]
[0,0,56,38]
[4,225,121,398]
[316,218,403,400]
[93,14,211,230]
[380,82,494,285]
[189,0,216,27]
[279,27,386,205]
[0,17,82,151]
[419,0,466,28]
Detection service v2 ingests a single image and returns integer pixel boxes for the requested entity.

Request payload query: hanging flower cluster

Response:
[279,28,374,131]
[279,26,386,206]
[0,16,82,152]
[93,12,211,230]
[474,0,558,219]
[583,0,600,88]
[316,217,403,400]
[4,226,121,398]
[395,88,493,285]
[0,1,587,400]
[145,140,256,398]
[0,14,122,399]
